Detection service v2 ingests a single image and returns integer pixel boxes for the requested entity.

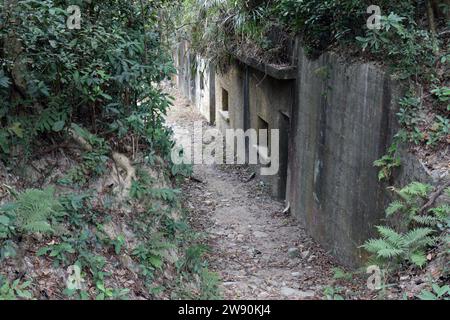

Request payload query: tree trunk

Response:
[427,0,437,34]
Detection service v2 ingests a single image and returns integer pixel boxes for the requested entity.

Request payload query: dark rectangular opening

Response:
[222,88,229,111]
[200,72,205,90]
[258,116,269,147]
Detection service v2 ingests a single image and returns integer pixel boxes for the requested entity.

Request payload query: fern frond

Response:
[14,187,61,234]
[429,204,450,220]
[413,215,440,227]
[402,182,432,198]
[386,201,405,216]
[409,251,427,268]
[23,221,53,233]
[377,247,404,259]
[376,226,403,245]
[403,228,435,246]
[362,238,402,257]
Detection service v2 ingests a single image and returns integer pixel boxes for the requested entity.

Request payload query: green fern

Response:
[412,215,441,227]
[13,187,62,234]
[403,228,435,247]
[34,107,66,133]
[363,182,448,269]
[386,201,405,216]
[363,226,435,268]
[398,182,433,199]
[385,182,449,229]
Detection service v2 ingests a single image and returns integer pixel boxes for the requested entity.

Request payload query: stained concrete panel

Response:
[288,47,406,266]
[248,69,294,199]
[215,63,246,133]
[195,56,216,124]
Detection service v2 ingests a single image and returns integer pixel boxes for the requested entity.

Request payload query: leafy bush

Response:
[0,276,33,300]
[0,208,15,240]
[356,13,438,79]
[0,0,175,164]
[374,144,401,181]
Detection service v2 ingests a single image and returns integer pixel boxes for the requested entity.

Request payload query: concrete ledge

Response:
[233,52,297,80]
[252,144,271,165]
[218,110,230,123]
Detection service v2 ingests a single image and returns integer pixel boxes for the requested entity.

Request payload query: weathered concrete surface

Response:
[248,68,294,199]
[286,47,437,267]
[175,40,194,102]
[195,56,216,124]
[215,62,246,133]
[174,42,216,123]
[174,41,444,268]
[234,52,297,80]
[214,61,294,199]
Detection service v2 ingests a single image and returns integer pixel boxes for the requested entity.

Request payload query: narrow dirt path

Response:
[165,84,368,300]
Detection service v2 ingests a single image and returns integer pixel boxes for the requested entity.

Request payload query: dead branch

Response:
[420,180,450,215]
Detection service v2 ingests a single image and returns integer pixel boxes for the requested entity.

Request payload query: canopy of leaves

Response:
[0,0,175,164]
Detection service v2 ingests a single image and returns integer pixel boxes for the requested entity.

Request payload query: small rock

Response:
[298,291,316,299]
[281,287,315,298]
[281,287,299,297]
[288,247,301,258]
[301,250,310,259]
[223,282,238,287]
[259,292,270,298]
[253,231,268,238]
[291,272,301,278]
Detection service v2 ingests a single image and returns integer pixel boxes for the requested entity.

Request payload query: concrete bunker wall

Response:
[215,63,246,133]
[195,57,216,124]
[247,68,294,199]
[176,40,193,101]
[214,61,294,199]
[174,41,216,124]
[173,42,442,267]
[286,47,437,267]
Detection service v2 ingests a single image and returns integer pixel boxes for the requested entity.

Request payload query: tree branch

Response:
[420,180,450,215]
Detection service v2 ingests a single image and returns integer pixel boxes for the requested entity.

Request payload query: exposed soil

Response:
[164,83,371,300]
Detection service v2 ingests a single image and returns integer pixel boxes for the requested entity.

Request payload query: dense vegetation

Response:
[1,0,175,163]
[177,0,449,149]
[175,0,450,299]
[0,1,219,300]
[0,0,448,300]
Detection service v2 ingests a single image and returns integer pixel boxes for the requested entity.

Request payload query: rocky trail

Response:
[165,84,370,300]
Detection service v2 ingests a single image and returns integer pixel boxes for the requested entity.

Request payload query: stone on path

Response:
[281,287,316,299]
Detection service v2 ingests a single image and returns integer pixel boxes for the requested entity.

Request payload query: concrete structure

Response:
[174,41,445,267]
[287,48,400,265]
[195,57,216,124]
[174,41,216,124]
[175,40,193,101]
[247,69,294,198]
[213,60,295,199]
